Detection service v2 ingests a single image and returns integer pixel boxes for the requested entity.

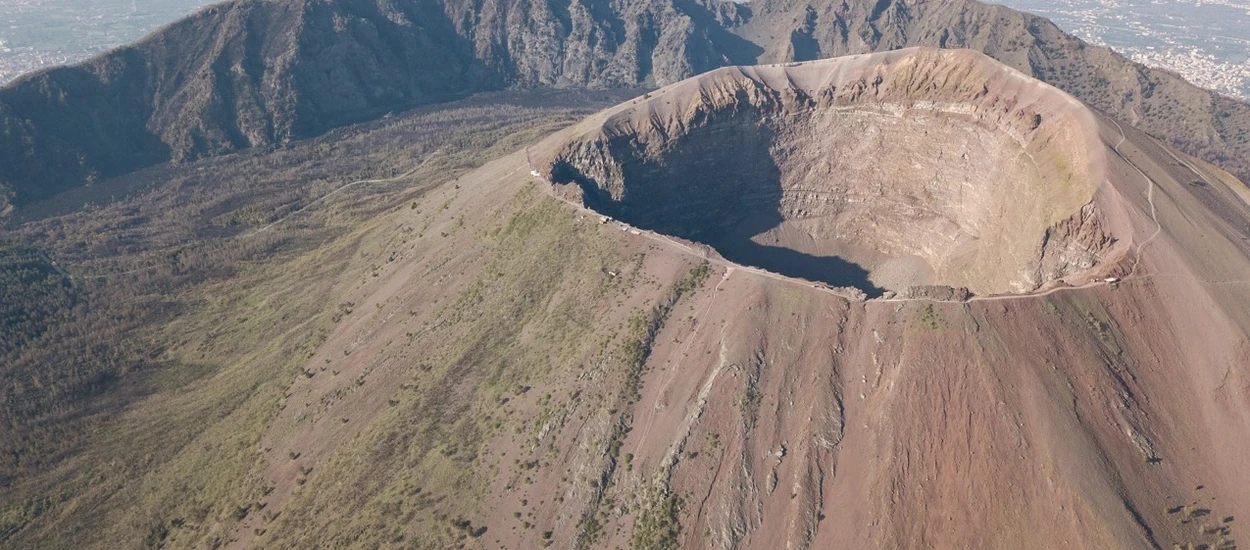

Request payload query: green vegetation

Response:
[1083,310,1124,356]
[575,261,710,548]
[1045,295,1124,356]
[675,262,711,295]
[631,485,682,550]
[0,244,74,356]
[1041,296,1060,316]
[917,303,947,329]
[260,179,634,549]
[0,91,621,549]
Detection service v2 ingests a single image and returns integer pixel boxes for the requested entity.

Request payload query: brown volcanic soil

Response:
[241,49,1250,549]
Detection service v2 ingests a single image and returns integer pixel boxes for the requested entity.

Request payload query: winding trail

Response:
[1107,118,1164,278]
[252,150,442,235]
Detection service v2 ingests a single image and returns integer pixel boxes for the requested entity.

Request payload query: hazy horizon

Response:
[0,0,217,83]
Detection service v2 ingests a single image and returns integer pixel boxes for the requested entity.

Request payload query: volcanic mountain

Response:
[6,47,1233,549]
[169,48,1249,549]
[4,5,1250,548]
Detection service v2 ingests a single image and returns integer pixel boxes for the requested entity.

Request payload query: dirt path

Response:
[252,150,442,234]
[1107,118,1163,278]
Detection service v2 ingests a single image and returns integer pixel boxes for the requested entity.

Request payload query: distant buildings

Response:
[1127,48,1250,100]
[993,0,1250,100]
[0,0,213,85]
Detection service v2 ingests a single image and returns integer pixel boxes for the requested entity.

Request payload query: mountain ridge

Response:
[1,0,1248,212]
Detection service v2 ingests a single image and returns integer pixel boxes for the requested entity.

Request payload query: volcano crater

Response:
[545,50,1119,299]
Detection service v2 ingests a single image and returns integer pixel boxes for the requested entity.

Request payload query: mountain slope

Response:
[2,0,1249,214]
[0,88,636,547]
[257,49,1250,549]
[237,50,1249,549]
[6,47,1246,549]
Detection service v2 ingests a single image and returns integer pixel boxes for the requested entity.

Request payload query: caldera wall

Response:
[546,49,1119,297]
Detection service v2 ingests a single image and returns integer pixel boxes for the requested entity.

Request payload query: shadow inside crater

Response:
[713,239,885,298]
[550,119,886,298]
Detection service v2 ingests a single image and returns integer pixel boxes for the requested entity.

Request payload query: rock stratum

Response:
[543,49,1122,297]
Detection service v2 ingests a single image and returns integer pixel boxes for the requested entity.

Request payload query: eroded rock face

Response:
[547,48,1116,297]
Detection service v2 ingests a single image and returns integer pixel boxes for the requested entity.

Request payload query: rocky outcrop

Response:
[1036,202,1116,286]
[897,285,972,301]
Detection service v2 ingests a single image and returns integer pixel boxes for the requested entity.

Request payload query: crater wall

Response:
[546,49,1119,297]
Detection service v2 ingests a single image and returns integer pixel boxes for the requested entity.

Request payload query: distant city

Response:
[992,0,1250,99]
[1,0,1248,100]
[0,0,215,84]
